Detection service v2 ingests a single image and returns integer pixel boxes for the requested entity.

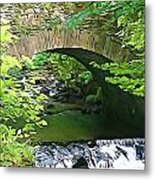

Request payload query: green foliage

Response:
[78,71,93,85]
[67,7,94,29]
[67,0,144,52]
[90,60,144,97]
[20,56,36,70]
[1,25,13,44]
[69,0,145,97]
[0,124,34,167]
[67,1,111,29]
[32,52,50,67]
[32,52,93,90]
[0,22,48,167]
[1,54,22,76]
[116,1,144,51]
[0,2,145,167]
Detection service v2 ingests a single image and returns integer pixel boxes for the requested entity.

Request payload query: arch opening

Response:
[30,48,145,136]
[7,39,145,138]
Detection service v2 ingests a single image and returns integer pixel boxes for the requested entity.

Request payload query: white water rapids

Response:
[34,138,145,170]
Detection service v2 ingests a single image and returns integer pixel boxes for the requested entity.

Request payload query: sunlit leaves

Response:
[118,16,144,51]
[1,22,18,46]
[78,71,93,85]
[32,52,50,67]
[36,120,48,127]
[90,60,144,97]
[66,0,144,53]
[21,55,36,70]
[1,25,13,43]
[0,124,34,167]
[0,21,47,167]
[1,55,22,77]
[31,51,93,93]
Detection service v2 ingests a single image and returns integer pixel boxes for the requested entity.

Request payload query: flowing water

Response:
[34,138,145,169]
[14,69,145,169]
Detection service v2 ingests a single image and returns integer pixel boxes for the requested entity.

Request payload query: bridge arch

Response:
[7,29,144,136]
[7,28,133,62]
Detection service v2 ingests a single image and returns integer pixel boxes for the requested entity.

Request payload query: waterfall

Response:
[34,138,145,169]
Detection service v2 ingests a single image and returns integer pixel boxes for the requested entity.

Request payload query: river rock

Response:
[34,138,145,169]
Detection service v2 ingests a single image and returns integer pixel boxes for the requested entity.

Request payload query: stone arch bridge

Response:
[7,26,144,138]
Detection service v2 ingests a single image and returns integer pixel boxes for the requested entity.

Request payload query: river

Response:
[15,69,145,169]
